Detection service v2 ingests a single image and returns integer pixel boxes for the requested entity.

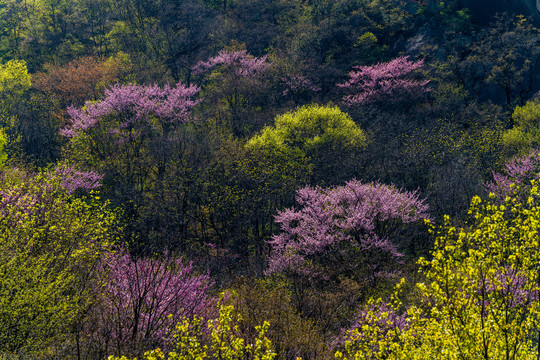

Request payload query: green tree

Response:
[247,104,366,185]
[503,100,540,155]
[0,167,119,357]
[0,59,61,165]
[0,59,32,131]
[0,59,31,96]
[0,129,8,166]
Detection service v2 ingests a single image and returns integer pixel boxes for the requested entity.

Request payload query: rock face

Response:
[462,0,540,23]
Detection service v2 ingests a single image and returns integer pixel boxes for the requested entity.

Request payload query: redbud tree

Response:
[89,249,213,358]
[192,49,270,136]
[62,82,201,249]
[485,148,540,200]
[54,162,103,194]
[192,50,268,78]
[338,56,429,107]
[280,75,320,105]
[61,82,201,140]
[266,180,429,324]
[61,82,201,187]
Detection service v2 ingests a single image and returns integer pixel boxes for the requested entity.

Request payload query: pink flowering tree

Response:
[268,180,430,279]
[192,50,269,78]
[338,297,409,355]
[61,83,201,179]
[53,163,103,194]
[266,180,429,320]
[281,75,320,105]
[192,50,270,136]
[485,149,540,200]
[338,56,429,107]
[88,249,213,358]
[61,82,201,139]
[61,82,201,250]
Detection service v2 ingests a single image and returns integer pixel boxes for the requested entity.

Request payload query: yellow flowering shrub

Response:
[337,182,540,359]
[108,302,276,360]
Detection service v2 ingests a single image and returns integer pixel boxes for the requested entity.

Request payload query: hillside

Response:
[1,0,540,358]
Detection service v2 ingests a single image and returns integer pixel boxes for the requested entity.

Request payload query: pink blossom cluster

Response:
[192,50,269,77]
[338,56,429,106]
[54,164,103,194]
[281,75,320,97]
[61,82,201,138]
[346,300,409,346]
[94,249,213,353]
[0,188,40,220]
[481,267,538,310]
[267,180,430,276]
[0,172,57,223]
[485,149,540,199]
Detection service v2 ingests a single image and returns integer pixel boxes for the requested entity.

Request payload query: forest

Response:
[1,0,540,358]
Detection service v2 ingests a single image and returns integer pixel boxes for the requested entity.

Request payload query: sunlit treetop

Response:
[503,101,540,153]
[0,60,31,96]
[247,104,366,157]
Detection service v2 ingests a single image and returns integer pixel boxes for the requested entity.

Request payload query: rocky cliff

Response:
[462,0,540,23]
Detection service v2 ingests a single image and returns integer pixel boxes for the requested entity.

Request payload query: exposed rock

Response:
[462,0,540,24]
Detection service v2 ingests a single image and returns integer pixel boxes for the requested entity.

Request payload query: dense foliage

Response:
[0,167,119,355]
[337,181,540,359]
[1,0,540,358]
[107,301,276,360]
